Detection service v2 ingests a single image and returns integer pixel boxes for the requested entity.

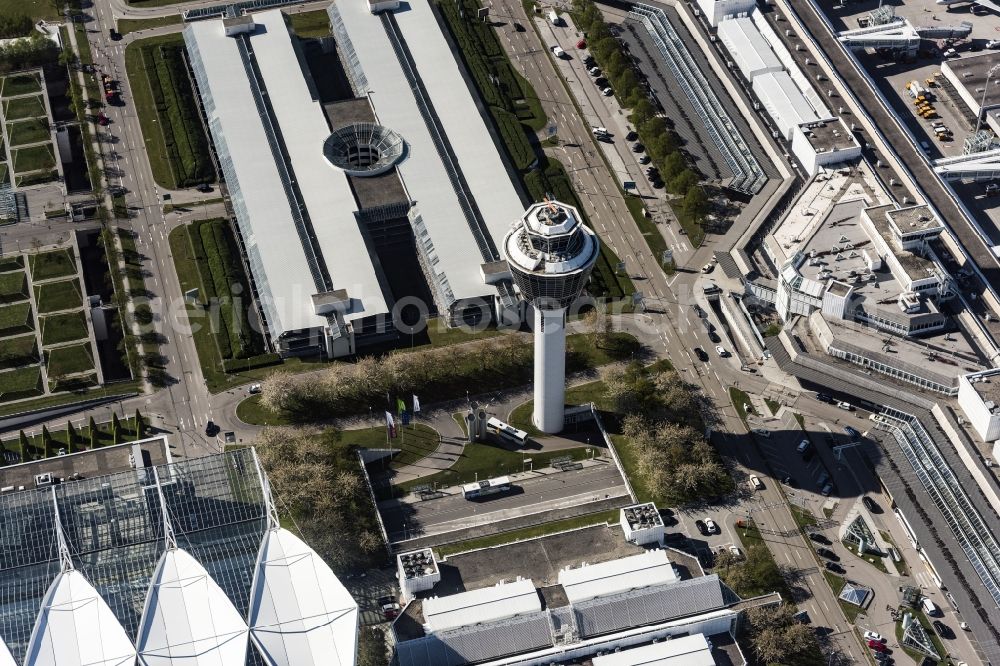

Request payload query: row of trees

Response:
[602,362,732,505]
[0,13,33,40]
[572,0,710,232]
[0,411,146,464]
[0,34,60,75]
[254,427,384,573]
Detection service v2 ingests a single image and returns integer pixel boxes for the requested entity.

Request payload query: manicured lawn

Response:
[7,118,49,146]
[3,94,45,121]
[73,22,93,66]
[288,10,330,38]
[0,379,141,417]
[393,443,592,494]
[729,386,756,422]
[45,343,95,378]
[236,394,293,426]
[0,0,60,24]
[12,144,55,174]
[0,255,22,273]
[0,301,33,336]
[0,271,27,303]
[116,15,183,35]
[29,248,76,281]
[40,311,88,346]
[125,33,214,189]
[0,365,42,401]
[0,334,38,369]
[0,73,41,97]
[435,509,620,557]
[509,380,610,437]
[822,570,863,622]
[33,278,81,314]
[343,423,440,469]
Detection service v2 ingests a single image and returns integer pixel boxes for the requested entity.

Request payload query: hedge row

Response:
[195,219,260,360]
[493,108,534,171]
[142,44,213,188]
[222,353,281,374]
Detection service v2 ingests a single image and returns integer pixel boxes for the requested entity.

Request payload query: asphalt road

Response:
[379,462,628,542]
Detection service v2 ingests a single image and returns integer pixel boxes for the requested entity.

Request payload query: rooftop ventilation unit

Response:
[34,473,52,487]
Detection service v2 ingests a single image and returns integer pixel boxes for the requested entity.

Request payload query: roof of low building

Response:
[558,549,678,604]
[422,579,540,632]
[591,633,716,665]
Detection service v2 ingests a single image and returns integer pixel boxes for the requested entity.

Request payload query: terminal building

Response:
[185,1,527,358]
[0,438,358,666]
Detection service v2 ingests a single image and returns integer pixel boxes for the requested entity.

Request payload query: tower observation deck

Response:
[504,200,599,433]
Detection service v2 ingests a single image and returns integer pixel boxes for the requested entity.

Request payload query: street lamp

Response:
[975,64,1000,137]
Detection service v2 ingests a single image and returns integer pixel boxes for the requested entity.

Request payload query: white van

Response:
[921,597,940,616]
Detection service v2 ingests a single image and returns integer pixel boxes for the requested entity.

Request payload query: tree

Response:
[668,168,699,195]
[357,627,389,666]
[744,604,817,664]
[88,416,98,449]
[134,409,144,440]
[630,99,656,127]
[42,425,53,458]
[604,51,627,82]
[18,430,29,463]
[661,151,687,180]
[66,420,77,451]
[682,186,709,221]
[0,440,6,467]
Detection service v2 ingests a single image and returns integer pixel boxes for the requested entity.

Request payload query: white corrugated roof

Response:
[249,528,359,666]
[137,548,249,666]
[752,70,819,139]
[423,579,540,632]
[591,634,716,666]
[716,17,782,80]
[393,0,525,243]
[185,13,389,337]
[24,570,136,666]
[558,550,677,604]
[335,0,522,303]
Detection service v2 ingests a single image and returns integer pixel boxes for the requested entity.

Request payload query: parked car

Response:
[378,596,401,620]
[625,130,638,141]
[704,518,718,534]
[751,428,770,438]
[631,142,645,152]
[868,640,887,652]
[863,631,884,643]
[780,475,796,487]
[862,496,880,513]
[694,347,709,362]
[205,420,218,436]
[816,547,839,561]
[844,425,861,440]
[695,519,708,535]
[837,401,854,411]
[808,532,830,544]
[601,87,614,96]
[797,439,811,454]
[824,561,845,574]
[816,393,833,403]
[707,328,721,343]
[249,383,262,394]
[715,346,728,357]
[588,66,601,76]
[933,620,953,639]
[638,155,651,164]
[196,183,213,193]
[821,483,833,497]
[749,475,763,490]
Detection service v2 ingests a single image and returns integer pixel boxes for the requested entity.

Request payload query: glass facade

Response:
[0,448,269,665]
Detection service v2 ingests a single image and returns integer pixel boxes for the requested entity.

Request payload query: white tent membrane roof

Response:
[422,579,540,632]
[558,549,678,604]
[0,639,13,666]
[335,0,522,302]
[591,634,716,666]
[185,13,389,335]
[249,527,359,666]
[24,570,136,666]
[716,16,782,80]
[137,548,249,666]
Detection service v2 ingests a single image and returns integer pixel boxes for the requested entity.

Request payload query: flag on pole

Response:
[385,411,396,439]
[397,397,406,416]
[413,394,421,413]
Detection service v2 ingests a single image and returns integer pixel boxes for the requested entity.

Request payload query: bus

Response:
[462,476,512,500]
[486,417,528,446]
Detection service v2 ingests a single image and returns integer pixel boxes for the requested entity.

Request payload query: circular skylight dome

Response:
[322,122,405,177]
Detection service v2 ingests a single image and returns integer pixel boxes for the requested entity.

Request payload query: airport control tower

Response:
[504,200,600,433]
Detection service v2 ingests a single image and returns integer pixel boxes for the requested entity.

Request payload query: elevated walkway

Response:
[934,149,1000,183]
